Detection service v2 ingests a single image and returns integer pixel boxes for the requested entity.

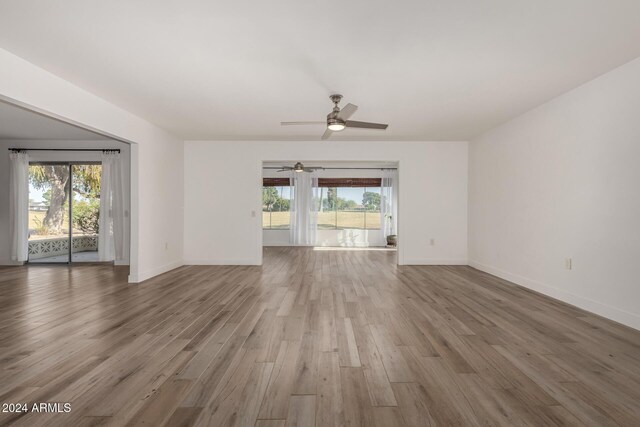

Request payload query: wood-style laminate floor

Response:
[1,247,640,426]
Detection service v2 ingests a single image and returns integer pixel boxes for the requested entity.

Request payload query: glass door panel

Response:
[28,164,71,263]
[71,164,101,262]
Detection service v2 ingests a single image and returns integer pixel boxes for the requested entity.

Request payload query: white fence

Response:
[28,235,98,260]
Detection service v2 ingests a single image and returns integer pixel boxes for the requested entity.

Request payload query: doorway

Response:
[261,161,399,255]
[28,162,102,263]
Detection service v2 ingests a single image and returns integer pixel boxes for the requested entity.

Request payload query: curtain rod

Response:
[263,167,397,170]
[9,148,120,153]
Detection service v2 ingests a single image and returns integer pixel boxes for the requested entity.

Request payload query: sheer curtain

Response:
[98,151,125,261]
[289,171,319,245]
[9,151,29,262]
[380,169,398,243]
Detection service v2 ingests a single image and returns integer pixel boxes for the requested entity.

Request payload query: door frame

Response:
[27,161,104,265]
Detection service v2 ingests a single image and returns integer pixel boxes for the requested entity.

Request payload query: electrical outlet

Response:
[565,258,572,270]
[430,238,435,246]
[251,210,256,218]
[165,242,169,250]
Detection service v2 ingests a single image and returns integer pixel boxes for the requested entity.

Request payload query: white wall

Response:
[0,48,184,282]
[128,140,184,282]
[184,141,468,265]
[469,57,640,330]
[0,139,131,264]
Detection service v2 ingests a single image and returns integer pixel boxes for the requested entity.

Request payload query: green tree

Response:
[73,199,100,234]
[29,165,102,234]
[336,198,357,210]
[262,187,279,211]
[273,198,290,211]
[362,192,380,211]
[73,165,101,198]
[323,187,337,210]
[29,165,70,234]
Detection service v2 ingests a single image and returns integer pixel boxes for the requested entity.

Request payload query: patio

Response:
[28,235,100,263]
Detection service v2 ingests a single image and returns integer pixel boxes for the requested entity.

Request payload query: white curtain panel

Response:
[98,151,125,261]
[289,172,319,246]
[9,151,29,262]
[380,169,398,243]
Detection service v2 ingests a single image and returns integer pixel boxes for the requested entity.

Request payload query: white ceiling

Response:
[0,101,108,140]
[1,1,640,141]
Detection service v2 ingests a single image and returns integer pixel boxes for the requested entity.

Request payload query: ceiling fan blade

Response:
[321,128,333,140]
[281,121,326,126]
[304,169,313,173]
[276,169,287,172]
[345,120,388,130]
[337,103,358,120]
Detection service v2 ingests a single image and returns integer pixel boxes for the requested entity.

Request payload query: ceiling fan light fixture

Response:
[293,162,305,172]
[281,95,387,139]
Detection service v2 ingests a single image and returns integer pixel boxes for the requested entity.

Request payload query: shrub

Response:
[73,200,100,234]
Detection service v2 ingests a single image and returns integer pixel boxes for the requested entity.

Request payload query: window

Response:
[317,178,381,230]
[263,178,291,229]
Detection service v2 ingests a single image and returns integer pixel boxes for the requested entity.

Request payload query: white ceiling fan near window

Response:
[275,162,322,173]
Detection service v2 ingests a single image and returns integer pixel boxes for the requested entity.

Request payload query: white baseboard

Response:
[469,260,640,331]
[401,259,468,265]
[184,258,260,266]
[128,259,184,283]
[0,260,25,266]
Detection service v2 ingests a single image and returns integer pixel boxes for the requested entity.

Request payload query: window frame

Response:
[318,184,381,231]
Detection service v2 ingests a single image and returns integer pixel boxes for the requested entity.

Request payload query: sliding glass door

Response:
[28,163,102,263]
[28,163,70,263]
[71,164,101,261]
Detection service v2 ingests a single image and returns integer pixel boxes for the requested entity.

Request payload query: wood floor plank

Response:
[391,382,436,427]
[125,378,193,426]
[236,362,274,427]
[1,247,639,426]
[285,395,315,427]
[337,317,361,367]
[372,406,407,427]
[316,352,344,427]
[292,330,320,395]
[340,367,375,427]
[255,420,286,427]
[369,324,414,382]
[351,320,397,406]
[258,340,302,420]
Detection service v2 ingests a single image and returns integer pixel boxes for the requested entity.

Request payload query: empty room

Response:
[1,1,639,426]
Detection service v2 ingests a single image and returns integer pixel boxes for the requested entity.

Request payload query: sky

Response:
[29,183,94,204]
[29,183,45,202]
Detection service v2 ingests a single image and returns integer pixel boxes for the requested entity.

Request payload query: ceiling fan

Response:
[276,162,323,173]
[281,94,388,140]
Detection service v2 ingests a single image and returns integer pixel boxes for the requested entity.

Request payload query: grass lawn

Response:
[29,210,59,229]
[263,210,381,230]
[29,210,94,239]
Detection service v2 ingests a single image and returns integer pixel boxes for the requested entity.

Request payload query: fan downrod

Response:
[329,94,343,108]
